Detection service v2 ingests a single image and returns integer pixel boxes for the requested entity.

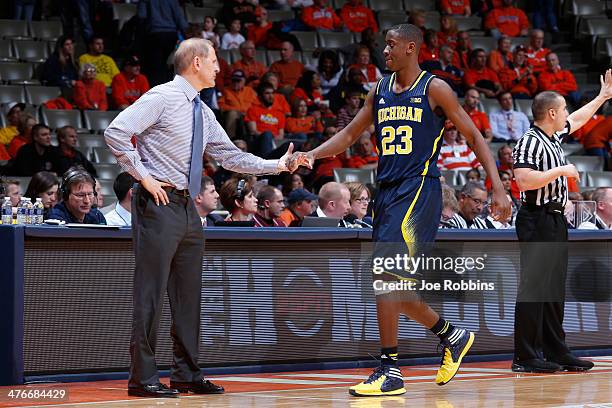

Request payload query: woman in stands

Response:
[343,182,372,228]
[24,171,59,218]
[314,50,342,96]
[42,35,79,91]
[219,178,258,222]
[285,98,323,141]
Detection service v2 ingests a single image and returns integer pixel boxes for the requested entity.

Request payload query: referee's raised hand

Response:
[489,188,512,222]
[599,69,612,99]
[140,175,171,206]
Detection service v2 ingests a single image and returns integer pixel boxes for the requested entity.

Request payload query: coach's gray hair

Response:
[174,38,213,74]
[461,181,486,196]
[592,187,612,204]
[532,91,563,121]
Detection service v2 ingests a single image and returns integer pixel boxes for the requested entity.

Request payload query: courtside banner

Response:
[23,238,612,375]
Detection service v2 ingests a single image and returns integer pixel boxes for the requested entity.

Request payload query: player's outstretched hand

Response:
[286,151,315,172]
[599,69,612,100]
[489,188,512,222]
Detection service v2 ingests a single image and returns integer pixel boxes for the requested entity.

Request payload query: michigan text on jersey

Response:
[377,106,423,124]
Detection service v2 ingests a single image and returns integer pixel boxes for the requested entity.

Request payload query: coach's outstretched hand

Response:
[278,142,296,172]
[489,188,512,222]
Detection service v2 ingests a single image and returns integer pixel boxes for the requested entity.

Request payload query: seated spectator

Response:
[418,30,441,66]
[201,16,220,48]
[537,52,580,106]
[499,169,519,225]
[54,126,97,177]
[231,41,267,87]
[339,28,386,72]
[219,178,258,222]
[254,185,286,227]
[111,56,150,110]
[283,173,305,196]
[258,72,291,116]
[74,63,108,111]
[78,36,119,87]
[582,116,612,170]
[278,188,317,227]
[7,113,36,158]
[221,19,246,50]
[484,0,529,38]
[219,70,258,139]
[194,176,223,226]
[421,45,463,95]
[221,0,257,27]
[24,171,59,219]
[42,35,78,90]
[327,67,369,113]
[437,15,459,48]
[453,30,472,70]
[577,187,612,230]
[409,10,427,33]
[441,0,471,16]
[499,46,537,98]
[487,36,513,72]
[348,132,378,169]
[245,82,286,156]
[343,182,372,227]
[484,144,520,198]
[302,0,342,31]
[462,88,493,141]
[440,184,459,227]
[336,91,363,130]
[0,102,25,146]
[314,181,351,227]
[11,124,59,176]
[466,168,482,182]
[285,98,324,140]
[291,70,325,111]
[2,179,22,207]
[526,29,550,75]
[247,7,272,48]
[437,120,481,171]
[489,92,530,142]
[350,45,383,90]
[314,50,342,96]
[340,0,378,33]
[463,49,503,98]
[104,172,135,227]
[269,41,305,92]
[443,181,496,228]
[48,167,106,224]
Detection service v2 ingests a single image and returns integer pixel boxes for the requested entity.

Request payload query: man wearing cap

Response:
[218,69,258,139]
[111,56,151,110]
[279,188,317,227]
[0,102,25,146]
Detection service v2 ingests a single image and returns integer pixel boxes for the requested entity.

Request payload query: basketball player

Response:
[289,24,511,397]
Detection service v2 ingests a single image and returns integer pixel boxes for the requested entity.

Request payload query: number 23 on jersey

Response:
[380,125,413,156]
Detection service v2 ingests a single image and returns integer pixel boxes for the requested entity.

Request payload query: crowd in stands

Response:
[0,0,610,230]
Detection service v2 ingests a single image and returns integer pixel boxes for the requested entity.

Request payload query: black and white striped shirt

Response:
[512,123,570,206]
[443,213,496,229]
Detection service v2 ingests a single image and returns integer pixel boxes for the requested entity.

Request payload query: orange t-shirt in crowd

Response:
[253,93,291,116]
[218,86,258,114]
[583,116,612,150]
[290,87,323,107]
[572,115,605,143]
[111,72,150,108]
[231,59,267,84]
[526,47,550,74]
[452,49,470,70]
[484,7,529,37]
[418,45,439,65]
[499,65,538,97]
[278,208,300,227]
[216,57,231,92]
[441,0,470,15]
[437,31,458,48]
[73,79,108,111]
[247,22,273,47]
[245,105,286,137]
[269,59,305,88]
[537,68,577,96]
[464,106,492,134]
[339,3,378,33]
[7,134,28,159]
[314,153,348,180]
[463,67,500,88]
[301,5,342,30]
[487,49,513,72]
[348,154,378,168]
[285,116,324,134]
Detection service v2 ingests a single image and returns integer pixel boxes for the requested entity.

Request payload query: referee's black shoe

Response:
[511,359,561,373]
[128,383,179,398]
[170,379,225,394]
[548,354,594,372]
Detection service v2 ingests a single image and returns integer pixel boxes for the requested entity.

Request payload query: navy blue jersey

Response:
[373,71,445,183]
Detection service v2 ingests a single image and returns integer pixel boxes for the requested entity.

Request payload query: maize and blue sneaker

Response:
[349,365,406,397]
[435,329,475,386]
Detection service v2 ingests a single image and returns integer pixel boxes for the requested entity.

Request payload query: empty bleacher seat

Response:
[13,40,48,63]
[333,168,376,184]
[92,147,117,164]
[514,99,533,121]
[95,164,122,180]
[454,16,482,31]
[78,134,108,149]
[42,108,84,130]
[377,11,408,31]
[112,3,138,31]
[97,179,115,198]
[0,62,34,84]
[480,98,501,116]
[0,20,29,39]
[293,31,318,51]
[470,36,497,53]
[368,0,404,11]
[562,144,584,156]
[26,85,61,105]
[567,155,605,172]
[83,110,120,133]
[569,0,605,16]
[0,85,25,103]
[29,21,63,40]
[185,6,219,24]
[587,171,612,187]
[403,0,436,11]
[217,49,232,64]
[0,39,14,60]
[424,11,441,30]
[268,10,294,22]
[254,49,267,66]
[266,50,281,65]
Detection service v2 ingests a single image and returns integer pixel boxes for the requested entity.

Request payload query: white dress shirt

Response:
[104,202,132,227]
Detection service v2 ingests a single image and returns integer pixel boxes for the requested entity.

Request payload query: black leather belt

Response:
[161,186,190,197]
[522,201,564,213]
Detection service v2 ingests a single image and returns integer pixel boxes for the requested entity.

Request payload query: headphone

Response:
[60,168,97,201]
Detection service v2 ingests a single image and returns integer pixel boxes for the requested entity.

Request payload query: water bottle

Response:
[16,199,26,225]
[1,197,12,225]
[23,198,33,225]
[34,198,44,225]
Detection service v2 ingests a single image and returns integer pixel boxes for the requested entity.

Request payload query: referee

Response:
[512,70,612,373]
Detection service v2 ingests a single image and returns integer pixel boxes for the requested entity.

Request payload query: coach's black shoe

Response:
[549,354,594,372]
[170,379,225,394]
[128,383,179,398]
[511,359,561,373]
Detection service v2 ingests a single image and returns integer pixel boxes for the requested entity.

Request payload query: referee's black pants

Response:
[514,204,571,362]
[129,184,204,387]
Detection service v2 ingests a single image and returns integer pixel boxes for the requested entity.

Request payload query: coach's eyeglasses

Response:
[71,192,95,200]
